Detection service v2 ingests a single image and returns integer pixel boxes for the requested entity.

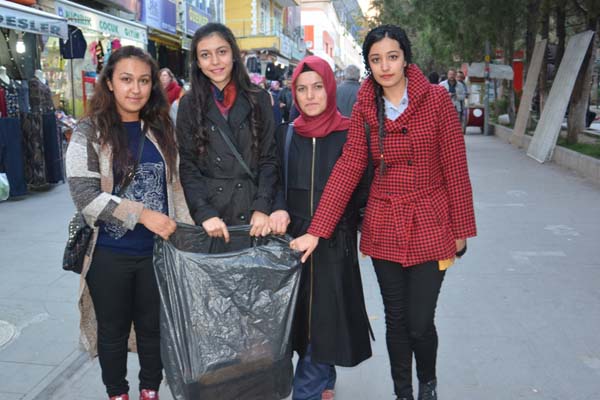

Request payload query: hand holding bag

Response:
[62,127,146,273]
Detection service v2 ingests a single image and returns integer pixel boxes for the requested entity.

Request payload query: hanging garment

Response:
[29,77,54,114]
[0,79,21,118]
[60,26,87,59]
[20,112,47,189]
[42,112,63,183]
[14,80,30,114]
[0,117,27,196]
[0,87,7,118]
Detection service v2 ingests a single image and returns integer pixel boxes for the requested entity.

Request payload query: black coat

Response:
[273,123,372,367]
[177,88,278,226]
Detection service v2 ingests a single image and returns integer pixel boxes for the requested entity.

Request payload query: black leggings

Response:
[372,259,445,398]
[86,247,162,397]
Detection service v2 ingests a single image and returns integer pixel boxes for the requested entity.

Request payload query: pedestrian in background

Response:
[290,25,477,400]
[336,64,361,117]
[176,22,277,240]
[269,55,372,400]
[279,77,294,122]
[439,68,466,123]
[159,67,182,105]
[427,71,439,84]
[65,46,193,400]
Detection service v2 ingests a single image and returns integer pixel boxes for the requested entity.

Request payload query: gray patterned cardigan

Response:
[65,118,193,355]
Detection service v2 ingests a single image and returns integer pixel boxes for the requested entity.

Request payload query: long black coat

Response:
[177,88,278,226]
[273,123,372,367]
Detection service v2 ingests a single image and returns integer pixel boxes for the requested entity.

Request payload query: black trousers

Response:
[86,247,162,397]
[372,259,445,397]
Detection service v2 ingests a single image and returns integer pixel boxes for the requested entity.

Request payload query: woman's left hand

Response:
[455,239,466,253]
[250,211,271,237]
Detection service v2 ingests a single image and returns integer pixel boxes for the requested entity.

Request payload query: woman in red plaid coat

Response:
[291,25,477,400]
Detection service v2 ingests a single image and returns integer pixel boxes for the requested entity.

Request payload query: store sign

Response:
[141,0,177,35]
[280,35,291,58]
[0,2,67,39]
[185,1,211,36]
[56,0,147,44]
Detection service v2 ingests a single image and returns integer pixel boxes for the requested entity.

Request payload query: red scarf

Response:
[212,81,237,117]
[292,56,350,138]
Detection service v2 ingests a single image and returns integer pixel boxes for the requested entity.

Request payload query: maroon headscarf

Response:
[291,56,350,138]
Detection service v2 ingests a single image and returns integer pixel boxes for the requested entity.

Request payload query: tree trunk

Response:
[566,38,594,145]
[538,0,550,114]
[555,3,566,68]
[526,0,541,74]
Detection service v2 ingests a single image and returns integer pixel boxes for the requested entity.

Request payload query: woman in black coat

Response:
[177,23,277,239]
[270,56,372,400]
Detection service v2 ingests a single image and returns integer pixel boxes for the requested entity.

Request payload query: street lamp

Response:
[16,32,26,54]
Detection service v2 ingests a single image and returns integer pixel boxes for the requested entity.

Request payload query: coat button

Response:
[407,160,413,166]
[235,183,243,189]
[211,125,216,131]
[401,127,408,134]
[217,186,223,192]
[239,214,246,221]
[215,156,222,163]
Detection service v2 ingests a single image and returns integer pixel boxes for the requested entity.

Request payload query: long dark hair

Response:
[189,23,262,158]
[85,45,177,181]
[362,25,413,175]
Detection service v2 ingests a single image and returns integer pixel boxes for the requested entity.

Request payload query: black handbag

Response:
[62,127,146,273]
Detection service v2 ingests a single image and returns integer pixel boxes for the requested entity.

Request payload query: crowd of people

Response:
[65,22,476,400]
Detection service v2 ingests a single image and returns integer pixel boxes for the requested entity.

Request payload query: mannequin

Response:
[0,66,10,85]
[34,69,47,85]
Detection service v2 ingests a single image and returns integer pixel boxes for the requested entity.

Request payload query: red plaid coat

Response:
[308,64,477,266]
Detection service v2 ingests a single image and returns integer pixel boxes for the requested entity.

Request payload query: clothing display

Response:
[0,117,27,196]
[42,112,64,184]
[21,112,47,188]
[0,78,21,118]
[29,76,55,114]
[60,26,87,59]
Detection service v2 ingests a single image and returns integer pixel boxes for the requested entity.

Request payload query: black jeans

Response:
[86,247,162,397]
[372,259,445,397]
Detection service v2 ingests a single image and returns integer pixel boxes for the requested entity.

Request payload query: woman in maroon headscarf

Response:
[269,56,372,400]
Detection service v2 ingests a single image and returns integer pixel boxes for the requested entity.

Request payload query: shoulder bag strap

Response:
[283,123,294,200]
[215,125,257,185]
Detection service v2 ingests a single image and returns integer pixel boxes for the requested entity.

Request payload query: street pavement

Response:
[1,133,599,399]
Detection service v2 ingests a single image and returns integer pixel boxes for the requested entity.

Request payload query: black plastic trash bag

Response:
[153,223,302,400]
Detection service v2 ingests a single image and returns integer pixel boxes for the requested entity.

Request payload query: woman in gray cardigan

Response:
[65,46,192,400]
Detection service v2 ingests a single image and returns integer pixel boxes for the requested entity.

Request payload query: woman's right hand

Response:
[202,216,230,243]
[139,209,177,240]
[269,210,290,235]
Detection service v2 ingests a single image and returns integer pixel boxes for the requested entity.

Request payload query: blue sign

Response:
[185,1,210,36]
[141,0,176,35]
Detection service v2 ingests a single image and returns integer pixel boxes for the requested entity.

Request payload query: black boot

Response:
[417,379,437,400]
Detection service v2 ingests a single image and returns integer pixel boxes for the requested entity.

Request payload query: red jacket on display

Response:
[307,64,477,267]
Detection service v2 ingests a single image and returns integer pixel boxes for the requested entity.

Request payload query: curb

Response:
[491,123,600,186]
[22,349,93,400]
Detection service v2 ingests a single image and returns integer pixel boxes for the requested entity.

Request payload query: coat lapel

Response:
[205,91,252,148]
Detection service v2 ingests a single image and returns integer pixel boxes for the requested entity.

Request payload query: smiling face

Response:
[294,71,327,117]
[107,57,152,122]
[367,36,407,91]
[196,33,234,90]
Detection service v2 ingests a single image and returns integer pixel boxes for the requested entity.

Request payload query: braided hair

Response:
[362,25,412,175]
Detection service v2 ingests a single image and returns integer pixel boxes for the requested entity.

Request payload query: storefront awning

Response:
[0,0,68,39]
[55,0,147,45]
